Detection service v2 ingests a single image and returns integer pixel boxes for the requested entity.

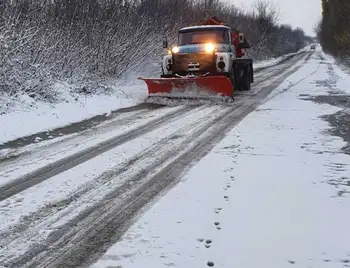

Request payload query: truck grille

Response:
[172,53,216,73]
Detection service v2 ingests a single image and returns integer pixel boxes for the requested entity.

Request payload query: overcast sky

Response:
[225,0,322,36]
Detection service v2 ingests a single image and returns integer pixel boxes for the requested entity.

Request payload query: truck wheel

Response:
[246,66,251,90]
[242,77,250,91]
[237,69,245,91]
[241,66,251,91]
[245,77,251,90]
[250,63,254,83]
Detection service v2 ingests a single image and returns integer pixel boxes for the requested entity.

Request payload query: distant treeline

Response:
[317,0,350,63]
[0,0,312,103]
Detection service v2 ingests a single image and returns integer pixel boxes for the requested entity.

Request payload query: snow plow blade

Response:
[138,76,234,101]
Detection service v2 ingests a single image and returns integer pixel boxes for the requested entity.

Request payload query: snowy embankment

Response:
[253,46,311,70]
[0,49,310,146]
[91,47,350,268]
[0,82,147,146]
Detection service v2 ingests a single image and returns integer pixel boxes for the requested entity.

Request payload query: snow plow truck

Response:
[138,17,253,102]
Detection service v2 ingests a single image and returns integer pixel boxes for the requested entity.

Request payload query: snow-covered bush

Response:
[0,0,312,111]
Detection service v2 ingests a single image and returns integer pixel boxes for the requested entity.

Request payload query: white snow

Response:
[180,25,231,31]
[0,106,184,187]
[91,49,350,268]
[253,47,311,70]
[0,82,147,145]
[0,105,231,259]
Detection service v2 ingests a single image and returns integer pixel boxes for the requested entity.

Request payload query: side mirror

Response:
[163,37,168,49]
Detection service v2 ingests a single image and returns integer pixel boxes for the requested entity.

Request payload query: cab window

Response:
[179,29,230,45]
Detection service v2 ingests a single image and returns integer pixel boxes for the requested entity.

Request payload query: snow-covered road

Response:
[1,48,347,268]
[89,49,350,268]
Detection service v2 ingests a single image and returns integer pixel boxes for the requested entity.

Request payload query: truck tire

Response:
[237,67,245,91]
[250,63,254,83]
[233,59,253,91]
[241,66,251,91]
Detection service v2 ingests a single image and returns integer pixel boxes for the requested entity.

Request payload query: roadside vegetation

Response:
[0,0,312,111]
[316,0,350,65]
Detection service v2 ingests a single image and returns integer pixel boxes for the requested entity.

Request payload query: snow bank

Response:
[254,57,281,69]
[316,47,350,100]
[91,51,350,268]
[318,47,350,79]
[254,46,311,70]
[0,81,147,145]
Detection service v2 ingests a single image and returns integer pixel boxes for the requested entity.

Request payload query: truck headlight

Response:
[205,43,215,53]
[218,61,225,69]
[172,46,179,54]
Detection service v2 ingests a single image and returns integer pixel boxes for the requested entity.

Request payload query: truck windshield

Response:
[178,29,229,45]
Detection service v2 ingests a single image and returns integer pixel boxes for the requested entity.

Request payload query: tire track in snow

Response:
[0,105,226,252]
[0,104,160,165]
[6,105,241,268]
[0,103,165,152]
[0,105,197,202]
[1,105,235,267]
[32,103,265,268]
[5,52,312,268]
[0,104,178,182]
